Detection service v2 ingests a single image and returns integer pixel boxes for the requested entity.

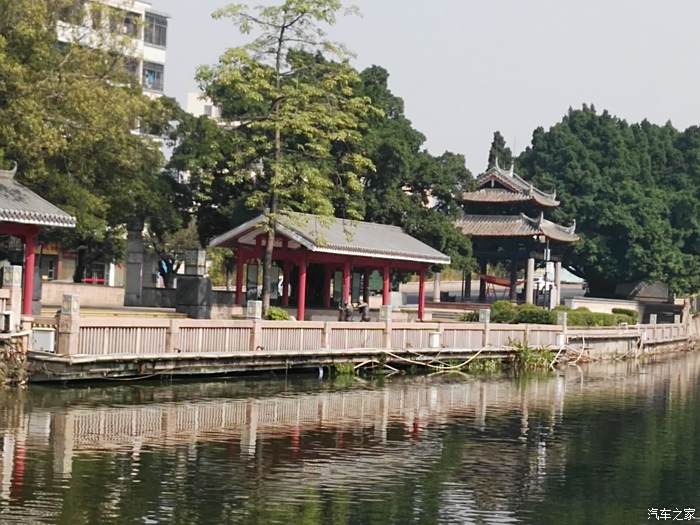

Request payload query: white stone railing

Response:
[44,294,691,358]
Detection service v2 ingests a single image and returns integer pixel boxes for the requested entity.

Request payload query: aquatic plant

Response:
[509,341,553,372]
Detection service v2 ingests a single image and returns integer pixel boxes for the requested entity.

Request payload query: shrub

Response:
[514,304,556,324]
[265,306,291,321]
[612,308,638,323]
[460,311,479,322]
[490,300,517,323]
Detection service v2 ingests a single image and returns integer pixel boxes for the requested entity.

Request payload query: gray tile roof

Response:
[470,163,559,207]
[209,212,451,265]
[0,164,76,228]
[456,213,578,243]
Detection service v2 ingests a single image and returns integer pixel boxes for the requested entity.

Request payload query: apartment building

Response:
[46,0,170,286]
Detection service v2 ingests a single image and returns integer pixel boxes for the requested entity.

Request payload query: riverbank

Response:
[25,309,697,381]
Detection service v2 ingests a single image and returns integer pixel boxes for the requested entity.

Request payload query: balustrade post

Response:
[165,320,181,353]
[383,319,393,350]
[57,294,80,356]
[323,322,332,351]
[249,320,263,352]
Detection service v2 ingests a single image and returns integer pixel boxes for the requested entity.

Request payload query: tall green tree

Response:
[0,0,181,281]
[357,66,474,271]
[518,105,700,296]
[196,0,377,313]
[486,130,513,170]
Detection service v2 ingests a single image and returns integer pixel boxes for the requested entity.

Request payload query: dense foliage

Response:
[461,300,637,327]
[517,105,700,296]
[0,0,181,280]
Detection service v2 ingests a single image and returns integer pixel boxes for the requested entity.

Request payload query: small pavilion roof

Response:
[455,213,579,243]
[209,212,451,265]
[0,163,76,228]
[463,161,559,208]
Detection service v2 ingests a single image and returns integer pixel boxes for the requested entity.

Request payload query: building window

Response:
[109,9,140,38]
[142,62,164,92]
[144,13,167,47]
[204,105,213,117]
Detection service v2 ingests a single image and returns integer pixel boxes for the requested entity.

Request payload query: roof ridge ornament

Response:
[0,161,17,179]
[494,156,500,171]
[509,163,514,176]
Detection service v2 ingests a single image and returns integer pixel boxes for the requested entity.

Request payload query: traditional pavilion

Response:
[209,212,451,321]
[456,160,578,306]
[0,163,76,316]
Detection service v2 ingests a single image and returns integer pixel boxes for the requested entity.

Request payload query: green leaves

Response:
[519,106,700,296]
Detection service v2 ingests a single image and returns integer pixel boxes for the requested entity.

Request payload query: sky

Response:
[150,0,700,174]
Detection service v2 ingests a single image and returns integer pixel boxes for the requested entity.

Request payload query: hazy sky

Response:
[150,0,700,173]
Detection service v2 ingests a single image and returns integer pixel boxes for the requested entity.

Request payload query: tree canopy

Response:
[0,0,181,281]
[517,105,700,296]
[486,131,513,170]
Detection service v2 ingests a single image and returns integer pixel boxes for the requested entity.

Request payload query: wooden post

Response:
[382,265,391,306]
[418,268,426,321]
[525,257,535,305]
[22,231,37,316]
[235,256,245,306]
[282,261,291,307]
[57,294,80,356]
[323,265,332,308]
[342,260,351,306]
[464,270,472,300]
[297,258,308,321]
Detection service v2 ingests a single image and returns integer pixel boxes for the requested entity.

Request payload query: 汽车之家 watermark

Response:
[648,508,696,521]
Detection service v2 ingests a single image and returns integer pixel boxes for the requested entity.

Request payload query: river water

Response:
[0,353,699,524]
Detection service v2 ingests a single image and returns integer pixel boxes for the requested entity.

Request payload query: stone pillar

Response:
[57,294,80,356]
[125,223,145,306]
[478,260,487,302]
[509,259,518,302]
[322,265,332,308]
[342,261,351,306]
[175,276,212,319]
[184,249,206,276]
[235,257,245,306]
[553,261,562,307]
[432,272,441,303]
[363,269,371,303]
[525,258,535,305]
[2,266,23,333]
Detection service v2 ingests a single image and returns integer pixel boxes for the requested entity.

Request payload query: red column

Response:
[22,231,37,316]
[342,260,351,306]
[418,268,426,321]
[382,266,391,306]
[297,258,307,321]
[282,261,291,307]
[235,255,245,306]
[323,266,332,308]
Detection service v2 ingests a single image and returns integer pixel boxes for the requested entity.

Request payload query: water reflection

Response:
[1,353,699,524]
